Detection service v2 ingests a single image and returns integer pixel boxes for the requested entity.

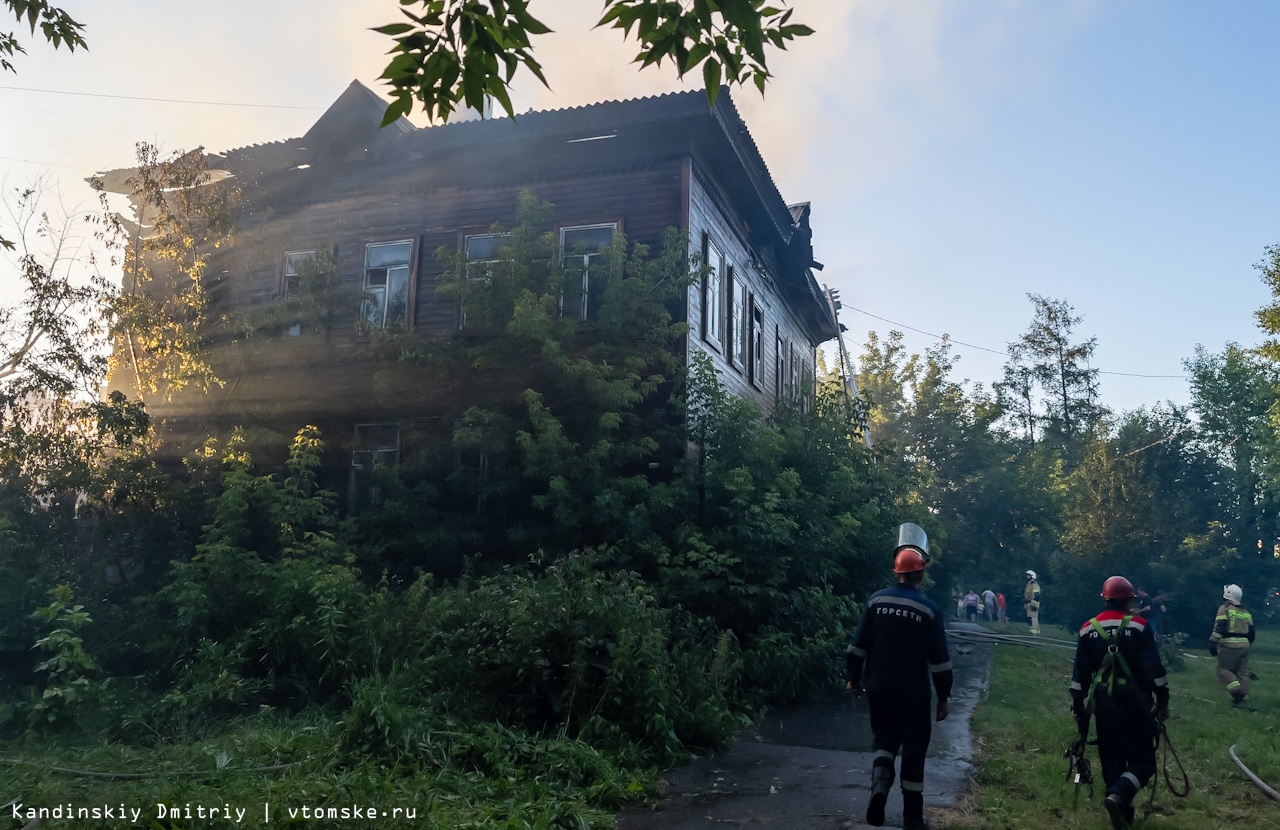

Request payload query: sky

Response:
[1,0,1278,413]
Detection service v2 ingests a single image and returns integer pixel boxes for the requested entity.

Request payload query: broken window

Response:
[361,240,413,330]
[560,223,616,320]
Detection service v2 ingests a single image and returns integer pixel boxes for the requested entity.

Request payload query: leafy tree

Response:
[1008,294,1105,454]
[97,144,242,403]
[1186,343,1280,603]
[375,0,813,124]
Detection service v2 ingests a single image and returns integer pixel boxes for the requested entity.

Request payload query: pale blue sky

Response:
[1,0,1276,413]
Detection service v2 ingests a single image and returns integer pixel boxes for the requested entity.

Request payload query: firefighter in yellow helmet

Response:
[1023,569,1041,635]
[846,523,952,830]
[1210,584,1255,707]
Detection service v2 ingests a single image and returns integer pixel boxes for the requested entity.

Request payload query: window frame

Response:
[459,229,512,330]
[360,238,418,332]
[729,267,747,371]
[280,250,318,337]
[749,296,764,389]
[558,221,618,321]
[349,422,401,513]
[701,233,725,350]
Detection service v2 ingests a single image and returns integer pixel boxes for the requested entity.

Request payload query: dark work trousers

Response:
[866,689,933,795]
[1093,689,1157,803]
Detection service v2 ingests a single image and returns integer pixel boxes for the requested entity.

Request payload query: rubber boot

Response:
[902,791,929,830]
[865,763,894,827]
[1104,777,1138,830]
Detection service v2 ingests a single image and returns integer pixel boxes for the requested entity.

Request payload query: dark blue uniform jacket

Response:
[846,584,954,699]
[1070,609,1169,709]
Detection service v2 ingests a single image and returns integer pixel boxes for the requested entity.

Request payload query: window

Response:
[775,328,785,399]
[461,232,510,329]
[349,423,400,513]
[282,251,316,336]
[701,235,724,347]
[729,269,747,369]
[282,250,316,298]
[790,343,801,398]
[361,240,414,330]
[749,298,764,389]
[560,223,616,320]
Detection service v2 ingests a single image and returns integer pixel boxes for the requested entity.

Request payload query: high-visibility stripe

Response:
[1154,676,1168,687]
[901,780,924,792]
[875,750,896,761]
[869,594,936,619]
[1227,681,1241,691]
[930,661,953,673]
[1122,772,1142,790]
[849,646,867,657]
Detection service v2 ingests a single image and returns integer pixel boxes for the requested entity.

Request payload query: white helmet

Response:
[1224,584,1243,605]
[1025,570,1037,580]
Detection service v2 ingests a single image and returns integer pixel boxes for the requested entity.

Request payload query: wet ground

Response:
[616,623,992,829]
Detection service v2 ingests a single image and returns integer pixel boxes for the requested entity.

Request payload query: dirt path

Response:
[616,625,992,830]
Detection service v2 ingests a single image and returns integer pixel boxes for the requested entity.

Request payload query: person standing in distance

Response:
[846,523,953,830]
[981,588,997,622]
[1024,569,1041,635]
[1070,576,1169,830]
[1210,584,1255,707]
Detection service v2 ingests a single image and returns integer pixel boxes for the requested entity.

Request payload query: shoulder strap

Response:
[1085,615,1138,702]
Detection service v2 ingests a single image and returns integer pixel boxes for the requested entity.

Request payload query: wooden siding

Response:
[685,160,816,413]
[143,162,685,432]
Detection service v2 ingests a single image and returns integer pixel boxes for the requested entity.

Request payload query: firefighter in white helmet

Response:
[1210,584,1255,707]
[1023,569,1041,636]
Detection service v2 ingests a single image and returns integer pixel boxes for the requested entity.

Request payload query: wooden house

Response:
[99,81,838,503]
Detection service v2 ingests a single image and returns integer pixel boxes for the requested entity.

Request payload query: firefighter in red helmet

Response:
[846,524,952,830]
[1070,576,1170,830]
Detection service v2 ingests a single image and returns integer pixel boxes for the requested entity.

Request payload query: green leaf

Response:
[703,57,722,108]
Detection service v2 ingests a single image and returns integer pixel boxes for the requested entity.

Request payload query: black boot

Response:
[902,791,929,830]
[865,763,894,827]
[1104,794,1132,830]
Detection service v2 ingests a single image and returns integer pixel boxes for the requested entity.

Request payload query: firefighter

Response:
[846,523,952,830]
[1023,569,1041,635]
[1070,576,1169,830]
[1210,584,1255,707]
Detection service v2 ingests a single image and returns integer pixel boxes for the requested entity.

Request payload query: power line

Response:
[0,153,95,172]
[0,84,322,110]
[844,305,1188,380]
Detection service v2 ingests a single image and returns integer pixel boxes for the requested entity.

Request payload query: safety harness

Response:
[1084,614,1138,713]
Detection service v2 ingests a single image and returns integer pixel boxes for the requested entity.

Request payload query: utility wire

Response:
[0,84,322,110]
[845,305,1187,380]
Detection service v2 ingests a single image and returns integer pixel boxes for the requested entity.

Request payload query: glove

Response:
[1209,644,1218,657]
[1156,704,1169,723]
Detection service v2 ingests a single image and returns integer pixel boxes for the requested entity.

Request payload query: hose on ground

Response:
[0,758,295,780]
[1228,744,1280,803]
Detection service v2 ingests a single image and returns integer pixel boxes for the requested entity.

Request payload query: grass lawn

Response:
[948,623,1280,830]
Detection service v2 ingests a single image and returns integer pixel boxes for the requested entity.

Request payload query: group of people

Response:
[847,523,1259,830]
[958,587,1006,622]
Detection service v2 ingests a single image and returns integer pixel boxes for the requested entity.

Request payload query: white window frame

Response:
[702,235,724,348]
[749,297,764,389]
[559,223,617,320]
[361,239,415,331]
[730,268,747,370]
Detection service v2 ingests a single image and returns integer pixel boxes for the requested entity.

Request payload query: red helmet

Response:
[893,549,926,574]
[1101,576,1134,600]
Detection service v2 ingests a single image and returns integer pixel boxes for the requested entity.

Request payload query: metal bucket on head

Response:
[896,522,928,560]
